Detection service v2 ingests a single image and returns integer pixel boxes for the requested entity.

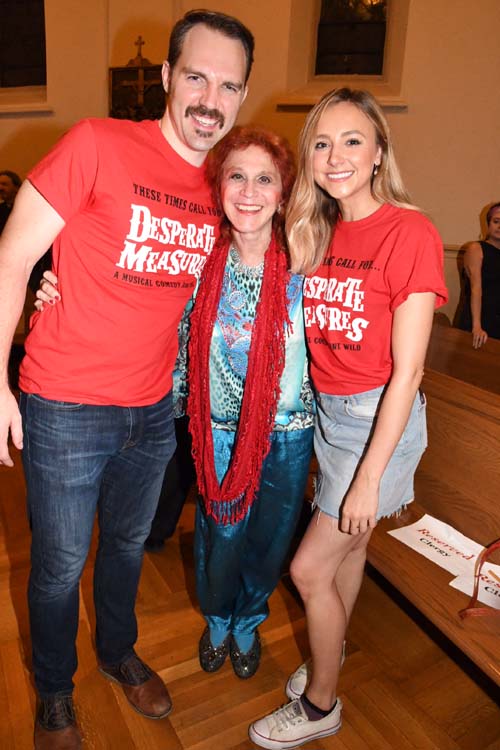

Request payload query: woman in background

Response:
[458,201,500,348]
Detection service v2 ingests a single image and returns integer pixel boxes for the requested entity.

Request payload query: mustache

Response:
[185,105,225,129]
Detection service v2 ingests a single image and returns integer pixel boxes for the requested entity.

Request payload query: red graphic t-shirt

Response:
[304,203,448,395]
[20,118,220,406]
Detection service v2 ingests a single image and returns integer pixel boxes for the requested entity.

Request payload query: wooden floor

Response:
[1,447,499,749]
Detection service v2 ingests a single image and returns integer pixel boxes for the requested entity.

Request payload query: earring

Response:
[276,203,283,214]
[373,164,379,176]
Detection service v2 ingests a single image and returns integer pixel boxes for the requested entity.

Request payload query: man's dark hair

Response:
[167,9,254,84]
[0,170,21,188]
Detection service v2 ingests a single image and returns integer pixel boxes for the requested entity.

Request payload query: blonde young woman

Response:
[249,88,447,749]
[458,201,500,348]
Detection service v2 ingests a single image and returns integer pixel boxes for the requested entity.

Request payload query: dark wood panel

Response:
[426,324,500,396]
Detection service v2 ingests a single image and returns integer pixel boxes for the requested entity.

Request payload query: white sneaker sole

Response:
[248,717,342,749]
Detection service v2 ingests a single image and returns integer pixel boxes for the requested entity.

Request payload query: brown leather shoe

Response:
[34,696,82,749]
[98,653,172,719]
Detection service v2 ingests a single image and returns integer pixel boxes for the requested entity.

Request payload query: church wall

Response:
[0,0,108,179]
[1,0,498,321]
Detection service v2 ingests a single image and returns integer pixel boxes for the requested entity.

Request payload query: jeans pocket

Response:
[344,398,380,420]
[28,394,84,410]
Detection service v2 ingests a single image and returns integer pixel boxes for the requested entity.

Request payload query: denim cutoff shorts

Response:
[313,385,427,521]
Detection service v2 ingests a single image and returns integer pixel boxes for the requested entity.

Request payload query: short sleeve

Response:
[28,119,98,222]
[386,215,448,312]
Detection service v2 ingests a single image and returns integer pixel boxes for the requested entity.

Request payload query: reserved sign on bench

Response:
[388,514,500,610]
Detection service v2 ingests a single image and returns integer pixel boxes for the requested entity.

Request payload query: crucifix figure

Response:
[135,35,145,57]
[128,35,152,67]
[111,36,164,120]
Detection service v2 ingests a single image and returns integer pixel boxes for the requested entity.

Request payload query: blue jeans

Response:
[19,391,176,698]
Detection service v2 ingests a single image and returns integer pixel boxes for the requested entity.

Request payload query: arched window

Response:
[0,0,46,88]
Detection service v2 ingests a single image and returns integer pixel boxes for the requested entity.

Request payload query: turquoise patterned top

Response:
[209,248,314,432]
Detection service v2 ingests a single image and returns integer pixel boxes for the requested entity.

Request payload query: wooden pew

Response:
[367,325,500,686]
[424,321,500,395]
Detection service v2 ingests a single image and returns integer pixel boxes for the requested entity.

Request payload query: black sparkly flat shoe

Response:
[230,631,261,679]
[198,627,230,672]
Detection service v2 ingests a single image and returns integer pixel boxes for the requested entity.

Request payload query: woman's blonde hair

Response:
[287,87,418,275]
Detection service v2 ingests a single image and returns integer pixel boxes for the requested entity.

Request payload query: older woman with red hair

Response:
[189,126,314,679]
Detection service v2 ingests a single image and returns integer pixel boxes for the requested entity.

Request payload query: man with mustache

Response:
[0,10,253,750]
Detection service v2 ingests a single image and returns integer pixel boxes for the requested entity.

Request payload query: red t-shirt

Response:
[20,118,220,405]
[304,203,448,395]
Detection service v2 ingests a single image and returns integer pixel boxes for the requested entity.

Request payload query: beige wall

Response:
[107,0,174,66]
[0,0,108,178]
[387,0,499,244]
[1,0,498,319]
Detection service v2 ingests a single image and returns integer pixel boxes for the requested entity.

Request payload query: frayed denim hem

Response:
[312,496,414,525]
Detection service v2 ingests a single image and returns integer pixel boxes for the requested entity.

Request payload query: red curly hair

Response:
[205,125,296,251]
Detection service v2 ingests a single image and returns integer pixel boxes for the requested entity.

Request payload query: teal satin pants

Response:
[194,426,314,635]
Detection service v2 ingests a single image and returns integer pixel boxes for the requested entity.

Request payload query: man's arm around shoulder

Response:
[0,181,65,466]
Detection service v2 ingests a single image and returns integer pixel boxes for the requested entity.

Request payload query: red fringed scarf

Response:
[188,233,291,525]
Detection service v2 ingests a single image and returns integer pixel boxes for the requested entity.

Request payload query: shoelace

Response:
[273,701,306,731]
[40,696,75,727]
[119,656,153,684]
